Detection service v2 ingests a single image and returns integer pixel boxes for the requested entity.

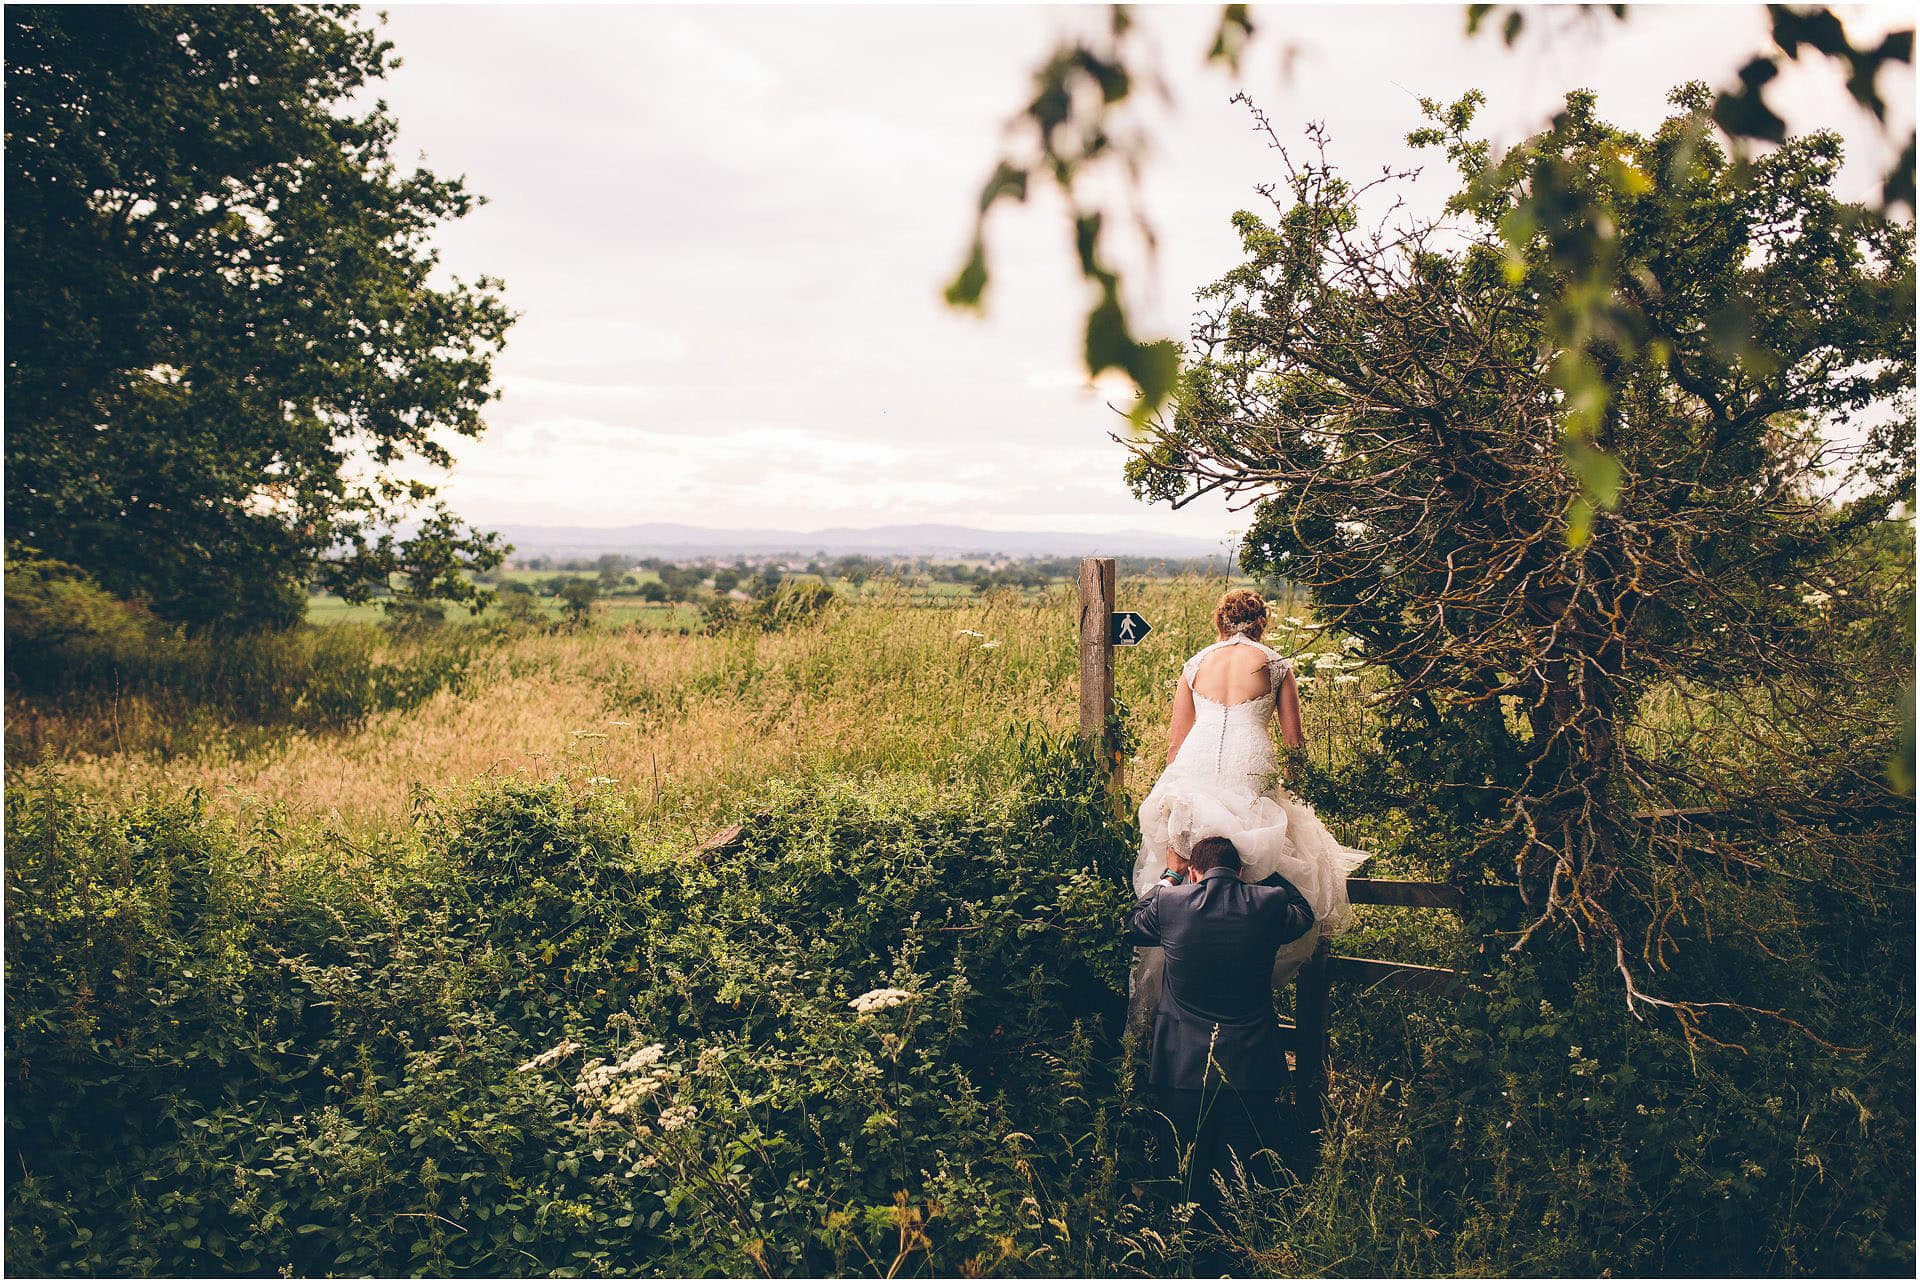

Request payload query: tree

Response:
[711,568,741,594]
[949,4,1912,451]
[556,577,599,629]
[657,565,702,601]
[1126,87,1913,1032]
[495,579,545,628]
[4,5,513,631]
[594,554,628,591]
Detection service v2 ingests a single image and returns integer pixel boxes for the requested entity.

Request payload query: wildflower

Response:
[659,1104,698,1132]
[606,720,632,726]
[573,1042,672,1114]
[980,640,1000,650]
[1800,589,1832,607]
[1334,674,1360,685]
[849,987,914,1014]
[517,1038,580,1073]
[586,775,618,786]
[956,628,986,638]
[616,1043,667,1074]
[1341,636,1365,654]
[1284,615,1307,627]
[570,730,608,739]
[696,1046,726,1074]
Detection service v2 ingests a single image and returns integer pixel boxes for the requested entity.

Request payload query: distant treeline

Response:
[505,552,1239,588]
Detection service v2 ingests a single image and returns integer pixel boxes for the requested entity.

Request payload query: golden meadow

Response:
[6,578,1372,847]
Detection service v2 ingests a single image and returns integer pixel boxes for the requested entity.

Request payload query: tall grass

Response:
[9,578,1375,843]
[5,622,480,768]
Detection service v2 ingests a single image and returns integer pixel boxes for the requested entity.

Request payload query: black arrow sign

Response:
[1110,611,1152,646]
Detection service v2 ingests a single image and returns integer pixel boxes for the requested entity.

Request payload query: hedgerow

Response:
[6,723,1912,1276]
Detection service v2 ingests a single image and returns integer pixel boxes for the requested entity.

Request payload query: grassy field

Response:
[33,578,1381,845]
[309,592,706,631]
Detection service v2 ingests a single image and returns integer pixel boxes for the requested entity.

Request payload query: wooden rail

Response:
[1287,871,1518,1133]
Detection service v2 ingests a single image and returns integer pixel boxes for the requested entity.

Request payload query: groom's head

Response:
[1188,836,1242,876]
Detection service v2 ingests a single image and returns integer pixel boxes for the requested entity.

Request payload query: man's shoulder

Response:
[1142,880,1206,915]
[1244,872,1310,911]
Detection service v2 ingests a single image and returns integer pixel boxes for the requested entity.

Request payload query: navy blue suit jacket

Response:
[1125,866,1316,1093]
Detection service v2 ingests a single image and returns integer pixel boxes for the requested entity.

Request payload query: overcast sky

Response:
[371,1,1913,543]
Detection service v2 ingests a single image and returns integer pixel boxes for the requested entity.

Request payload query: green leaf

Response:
[943,238,989,310]
[1084,292,1131,378]
[978,162,1028,214]
[1567,442,1624,510]
[1713,59,1787,143]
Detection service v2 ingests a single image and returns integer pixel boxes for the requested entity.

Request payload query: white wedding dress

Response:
[1129,634,1370,1024]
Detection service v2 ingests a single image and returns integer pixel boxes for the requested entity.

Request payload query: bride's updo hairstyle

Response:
[1213,588,1269,640]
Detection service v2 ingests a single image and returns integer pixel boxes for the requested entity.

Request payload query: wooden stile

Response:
[1293,939,1334,1133]
[1327,954,1463,995]
[1347,878,1522,910]
[1345,877,1467,909]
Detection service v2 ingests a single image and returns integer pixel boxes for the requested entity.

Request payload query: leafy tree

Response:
[711,568,741,594]
[656,565,702,601]
[594,554,628,591]
[556,577,599,629]
[4,5,513,631]
[637,580,669,604]
[1126,87,1913,1033]
[495,580,545,628]
[950,4,1912,455]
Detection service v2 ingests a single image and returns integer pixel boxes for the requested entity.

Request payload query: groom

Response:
[1125,835,1317,1229]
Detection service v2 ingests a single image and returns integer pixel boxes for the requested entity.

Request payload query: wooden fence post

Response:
[1294,936,1333,1137]
[1077,556,1120,791]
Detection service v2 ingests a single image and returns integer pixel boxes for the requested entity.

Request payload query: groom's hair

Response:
[1188,836,1242,873]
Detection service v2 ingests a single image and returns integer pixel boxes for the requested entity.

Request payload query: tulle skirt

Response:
[1128,763,1370,1031]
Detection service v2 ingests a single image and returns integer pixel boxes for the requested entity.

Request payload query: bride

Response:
[1131,588,1369,1019]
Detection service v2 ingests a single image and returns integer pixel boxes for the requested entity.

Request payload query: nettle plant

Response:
[1126,85,1915,1038]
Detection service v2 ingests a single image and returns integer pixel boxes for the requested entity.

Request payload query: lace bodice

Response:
[1176,635,1294,788]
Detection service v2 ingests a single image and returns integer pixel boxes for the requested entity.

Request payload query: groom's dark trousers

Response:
[1125,866,1316,1228]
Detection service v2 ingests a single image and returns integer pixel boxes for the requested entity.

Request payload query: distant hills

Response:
[494,522,1234,561]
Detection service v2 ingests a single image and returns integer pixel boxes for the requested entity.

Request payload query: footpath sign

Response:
[1110,611,1151,647]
